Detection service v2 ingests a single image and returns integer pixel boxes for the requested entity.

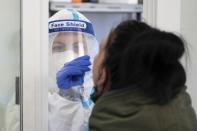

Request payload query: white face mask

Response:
[51,50,78,73]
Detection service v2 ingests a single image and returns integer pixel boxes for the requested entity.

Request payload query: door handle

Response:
[15,76,21,105]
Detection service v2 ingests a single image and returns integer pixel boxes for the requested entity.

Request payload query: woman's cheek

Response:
[92,55,99,85]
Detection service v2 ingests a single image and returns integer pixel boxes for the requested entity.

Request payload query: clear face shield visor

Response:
[49,20,98,78]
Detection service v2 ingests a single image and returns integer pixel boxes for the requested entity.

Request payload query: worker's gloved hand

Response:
[56,55,91,89]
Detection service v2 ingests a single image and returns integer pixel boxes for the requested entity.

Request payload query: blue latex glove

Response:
[56,55,91,89]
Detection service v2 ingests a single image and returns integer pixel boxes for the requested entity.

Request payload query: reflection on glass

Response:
[0,0,21,130]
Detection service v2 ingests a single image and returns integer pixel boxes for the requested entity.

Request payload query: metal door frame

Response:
[142,0,157,27]
[22,0,49,130]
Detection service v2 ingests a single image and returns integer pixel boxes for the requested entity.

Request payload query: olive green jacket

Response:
[89,87,197,131]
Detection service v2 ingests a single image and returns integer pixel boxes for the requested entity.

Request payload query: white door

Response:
[0,0,49,130]
[181,0,197,112]
[0,0,21,130]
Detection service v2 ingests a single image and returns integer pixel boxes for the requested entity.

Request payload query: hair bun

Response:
[120,29,186,104]
[134,30,185,66]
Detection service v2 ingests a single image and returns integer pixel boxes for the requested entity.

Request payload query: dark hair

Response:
[103,20,152,87]
[103,20,186,105]
[121,29,186,104]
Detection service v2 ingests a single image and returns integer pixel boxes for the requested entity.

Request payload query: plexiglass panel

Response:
[0,0,21,130]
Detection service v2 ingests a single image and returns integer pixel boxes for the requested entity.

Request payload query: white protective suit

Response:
[48,9,98,131]
[5,94,20,131]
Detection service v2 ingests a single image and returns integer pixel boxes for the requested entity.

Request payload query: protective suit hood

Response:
[48,9,98,90]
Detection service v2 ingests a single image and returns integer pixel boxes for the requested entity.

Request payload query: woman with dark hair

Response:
[90,20,197,131]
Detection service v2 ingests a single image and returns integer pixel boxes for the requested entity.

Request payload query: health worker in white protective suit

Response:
[48,9,98,131]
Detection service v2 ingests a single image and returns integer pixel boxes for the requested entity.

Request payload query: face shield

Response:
[49,19,98,81]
